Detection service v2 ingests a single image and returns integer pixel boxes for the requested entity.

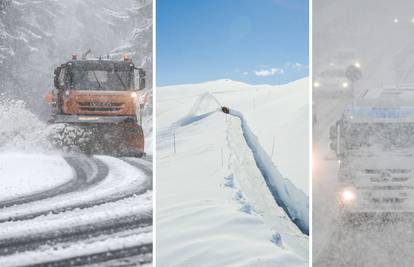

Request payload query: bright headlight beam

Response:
[131,92,138,98]
[342,82,349,88]
[314,81,320,88]
[342,190,355,202]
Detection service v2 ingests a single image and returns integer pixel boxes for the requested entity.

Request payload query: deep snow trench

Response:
[228,109,309,234]
[176,92,309,234]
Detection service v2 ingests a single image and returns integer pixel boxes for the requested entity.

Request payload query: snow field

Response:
[157,113,306,266]
[158,78,309,194]
[157,79,309,266]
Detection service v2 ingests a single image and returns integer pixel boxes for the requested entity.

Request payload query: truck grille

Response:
[365,169,411,174]
[78,102,123,112]
[370,197,406,203]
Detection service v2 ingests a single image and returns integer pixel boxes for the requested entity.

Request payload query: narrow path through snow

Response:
[228,109,309,234]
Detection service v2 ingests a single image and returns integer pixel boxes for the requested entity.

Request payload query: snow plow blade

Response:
[49,115,144,157]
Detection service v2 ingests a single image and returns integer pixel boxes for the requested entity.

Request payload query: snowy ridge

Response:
[229,109,309,234]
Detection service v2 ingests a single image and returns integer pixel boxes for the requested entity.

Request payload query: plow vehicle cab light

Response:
[314,81,320,88]
[342,82,349,88]
[130,92,138,98]
[354,62,361,68]
[342,189,356,202]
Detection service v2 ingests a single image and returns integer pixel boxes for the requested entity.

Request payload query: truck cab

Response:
[46,55,146,156]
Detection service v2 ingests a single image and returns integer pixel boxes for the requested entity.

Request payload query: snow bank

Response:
[0,97,53,152]
[229,109,309,234]
[0,152,74,202]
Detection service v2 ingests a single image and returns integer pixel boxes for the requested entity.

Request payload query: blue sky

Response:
[157,0,309,86]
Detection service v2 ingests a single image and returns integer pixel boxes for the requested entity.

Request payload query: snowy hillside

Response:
[157,78,309,266]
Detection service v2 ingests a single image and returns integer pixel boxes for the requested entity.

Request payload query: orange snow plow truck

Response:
[45,54,146,157]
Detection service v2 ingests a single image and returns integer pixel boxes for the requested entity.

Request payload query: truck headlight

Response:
[341,188,356,202]
[341,82,349,88]
[314,81,320,88]
[130,92,138,98]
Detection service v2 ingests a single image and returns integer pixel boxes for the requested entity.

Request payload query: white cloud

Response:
[254,68,284,77]
[286,62,308,70]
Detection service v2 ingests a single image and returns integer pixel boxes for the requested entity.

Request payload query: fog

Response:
[314,0,414,266]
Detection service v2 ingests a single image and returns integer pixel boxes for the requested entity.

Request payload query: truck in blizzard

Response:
[330,88,414,219]
[46,54,146,156]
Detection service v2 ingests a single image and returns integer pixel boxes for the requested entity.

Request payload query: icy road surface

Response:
[157,79,309,266]
[0,152,153,266]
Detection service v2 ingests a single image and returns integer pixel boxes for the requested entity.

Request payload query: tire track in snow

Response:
[0,154,153,265]
[0,216,152,256]
[28,243,153,267]
[0,156,151,223]
[0,154,107,209]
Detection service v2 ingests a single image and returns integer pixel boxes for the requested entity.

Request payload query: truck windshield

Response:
[343,122,414,152]
[71,69,131,91]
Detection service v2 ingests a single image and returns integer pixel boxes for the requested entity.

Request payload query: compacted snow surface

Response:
[0,153,73,202]
[157,79,309,266]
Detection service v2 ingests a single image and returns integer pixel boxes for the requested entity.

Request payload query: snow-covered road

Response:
[0,152,153,266]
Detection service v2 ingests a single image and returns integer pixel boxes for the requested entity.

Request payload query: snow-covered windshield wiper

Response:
[115,71,128,91]
[91,70,104,90]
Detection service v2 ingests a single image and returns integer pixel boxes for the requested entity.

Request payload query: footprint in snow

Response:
[223,174,235,188]
[239,203,254,214]
[271,233,284,248]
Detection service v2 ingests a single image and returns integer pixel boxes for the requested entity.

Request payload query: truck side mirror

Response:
[139,77,146,90]
[329,121,341,156]
[137,68,146,90]
[54,67,61,89]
